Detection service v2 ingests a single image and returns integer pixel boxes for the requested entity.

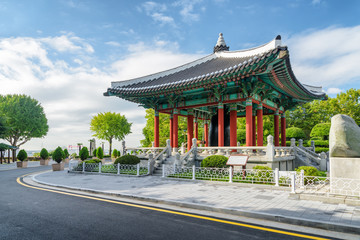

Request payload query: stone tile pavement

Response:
[32,170,360,232]
[0,160,57,171]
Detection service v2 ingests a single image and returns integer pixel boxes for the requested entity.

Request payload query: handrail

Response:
[197,146,267,150]
[294,146,319,166]
[126,147,165,150]
[180,147,194,162]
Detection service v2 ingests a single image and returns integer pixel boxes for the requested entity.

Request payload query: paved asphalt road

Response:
[0,167,335,240]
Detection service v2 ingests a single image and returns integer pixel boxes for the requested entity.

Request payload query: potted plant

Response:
[96,147,104,164]
[52,146,65,171]
[79,147,89,161]
[40,148,49,165]
[63,148,70,163]
[16,149,28,168]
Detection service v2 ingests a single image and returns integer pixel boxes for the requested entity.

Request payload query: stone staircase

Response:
[152,156,176,176]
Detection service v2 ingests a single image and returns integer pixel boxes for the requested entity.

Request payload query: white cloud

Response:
[0,34,201,151]
[287,25,360,88]
[105,41,121,47]
[325,87,342,95]
[173,0,203,22]
[139,1,175,26]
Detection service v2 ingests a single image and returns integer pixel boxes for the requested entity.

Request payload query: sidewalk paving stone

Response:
[32,170,360,232]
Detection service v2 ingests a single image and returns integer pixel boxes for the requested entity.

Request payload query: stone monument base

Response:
[330,157,360,179]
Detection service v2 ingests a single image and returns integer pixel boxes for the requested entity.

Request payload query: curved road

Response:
[0,167,334,240]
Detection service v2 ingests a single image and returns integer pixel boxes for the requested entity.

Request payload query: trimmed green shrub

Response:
[310,123,331,140]
[40,148,49,160]
[253,165,272,170]
[63,148,69,158]
[96,147,103,159]
[103,155,111,158]
[307,140,329,147]
[315,147,329,153]
[79,147,89,161]
[310,136,322,141]
[53,147,64,163]
[17,150,28,161]
[201,155,228,168]
[295,166,324,176]
[84,159,101,164]
[114,155,140,165]
[286,127,306,140]
[93,148,97,157]
[112,149,119,158]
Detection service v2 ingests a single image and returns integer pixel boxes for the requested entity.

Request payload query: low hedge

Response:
[307,140,329,147]
[253,165,272,170]
[84,159,102,164]
[114,155,140,165]
[201,155,228,168]
[295,166,326,177]
[315,147,329,153]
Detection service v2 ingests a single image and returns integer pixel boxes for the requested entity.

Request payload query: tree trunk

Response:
[12,149,16,162]
[109,138,112,157]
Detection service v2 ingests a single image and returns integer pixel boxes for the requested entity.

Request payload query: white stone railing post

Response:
[162,164,165,178]
[229,166,233,183]
[266,135,275,161]
[191,138,197,160]
[82,161,85,173]
[291,173,296,193]
[166,139,171,157]
[117,163,120,175]
[99,162,101,173]
[320,152,327,171]
[148,153,153,175]
[148,161,151,175]
[180,143,185,155]
[290,138,296,147]
[311,140,315,152]
[300,169,304,187]
[192,165,196,180]
[275,168,279,187]
[136,163,140,176]
[298,139,303,148]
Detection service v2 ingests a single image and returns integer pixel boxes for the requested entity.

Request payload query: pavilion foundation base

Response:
[243,156,294,171]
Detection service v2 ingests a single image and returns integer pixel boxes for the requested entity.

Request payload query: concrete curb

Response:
[29,173,360,235]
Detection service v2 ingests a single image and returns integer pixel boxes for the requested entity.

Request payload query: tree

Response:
[96,147,103,159]
[310,123,331,140]
[0,94,48,160]
[17,149,27,161]
[63,148,70,158]
[79,147,89,161]
[90,112,132,155]
[0,116,7,139]
[286,127,306,140]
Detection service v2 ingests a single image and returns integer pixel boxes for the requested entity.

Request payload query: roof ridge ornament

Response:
[213,33,229,53]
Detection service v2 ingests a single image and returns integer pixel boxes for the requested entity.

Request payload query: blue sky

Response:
[0,0,359,151]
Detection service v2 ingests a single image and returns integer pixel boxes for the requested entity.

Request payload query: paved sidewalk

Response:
[0,161,57,171]
[33,171,360,234]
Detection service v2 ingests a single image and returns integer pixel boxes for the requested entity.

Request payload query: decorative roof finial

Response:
[213,33,229,53]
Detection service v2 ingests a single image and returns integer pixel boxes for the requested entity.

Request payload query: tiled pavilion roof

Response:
[105,34,326,111]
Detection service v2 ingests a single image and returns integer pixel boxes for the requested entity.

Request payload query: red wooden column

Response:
[246,98,253,146]
[187,110,194,151]
[281,113,286,146]
[218,103,224,147]
[173,109,179,150]
[194,117,199,140]
[169,113,173,148]
[229,104,237,147]
[256,104,263,146]
[252,114,256,146]
[154,110,159,147]
[204,120,209,147]
[274,110,280,146]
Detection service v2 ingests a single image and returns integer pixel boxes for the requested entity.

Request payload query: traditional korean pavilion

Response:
[105,34,326,151]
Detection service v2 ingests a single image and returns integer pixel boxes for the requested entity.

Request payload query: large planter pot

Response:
[52,162,65,171]
[40,159,50,165]
[17,161,28,168]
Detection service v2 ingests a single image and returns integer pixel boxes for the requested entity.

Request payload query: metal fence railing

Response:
[69,161,149,176]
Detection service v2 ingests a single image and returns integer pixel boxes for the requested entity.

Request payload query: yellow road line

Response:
[17,174,330,240]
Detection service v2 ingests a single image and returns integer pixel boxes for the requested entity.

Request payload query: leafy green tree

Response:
[0,94,48,160]
[0,116,7,139]
[53,147,64,164]
[17,149,27,161]
[96,147,104,159]
[310,123,331,140]
[40,148,49,160]
[90,112,132,155]
[79,147,89,161]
